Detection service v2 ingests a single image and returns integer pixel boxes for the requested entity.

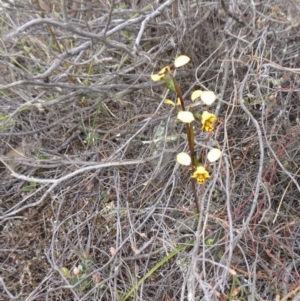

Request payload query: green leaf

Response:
[60,267,71,278]
[205,238,215,246]
[22,181,37,192]
[163,74,175,92]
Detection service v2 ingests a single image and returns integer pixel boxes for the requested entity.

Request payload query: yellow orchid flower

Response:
[201,111,217,132]
[191,166,210,184]
[150,66,171,82]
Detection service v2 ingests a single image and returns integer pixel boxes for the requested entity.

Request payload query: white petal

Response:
[176,152,191,166]
[207,148,221,163]
[174,55,190,68]
[201,91,216,105]
[177,111,195,123]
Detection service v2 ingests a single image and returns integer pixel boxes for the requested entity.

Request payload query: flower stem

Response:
[170,74,200,213]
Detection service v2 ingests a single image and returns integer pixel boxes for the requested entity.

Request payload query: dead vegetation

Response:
[1,0,300,300]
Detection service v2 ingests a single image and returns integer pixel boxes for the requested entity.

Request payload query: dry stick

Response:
[34,0,75,83]
[220,0,253,31]
[273,166,300,223]
[229,81,265,241]
[280,287,300,301]
[61,0,68,22]
[0,276,22,300]
[103,0,115,37]
[103,15,145,37]
[4,18,134,58]
[133,0,176,55]
[33,41,92,79]
[260,123,300,211]
[0,154,162,219]
[172,0,178,18]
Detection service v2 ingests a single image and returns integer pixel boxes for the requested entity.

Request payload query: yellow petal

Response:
[202,111,216,123]
[191,90,203,101]
[164,99,176,106]
[174,55,190,68]
[195,166,210,178]
[176,152,191,166]
[207,148,221,163]
[150,74,163,81]
[158,66,171,75]
[150,66,171,82]
[177,111,195,123]
[201,91,216,105]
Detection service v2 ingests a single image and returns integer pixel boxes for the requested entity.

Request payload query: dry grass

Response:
[1,0,300,300]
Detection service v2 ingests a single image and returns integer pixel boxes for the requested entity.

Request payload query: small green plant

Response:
[228,273,249,300]
[151,55,221,213]
[60,253,95,292]
[22,181,37,192]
